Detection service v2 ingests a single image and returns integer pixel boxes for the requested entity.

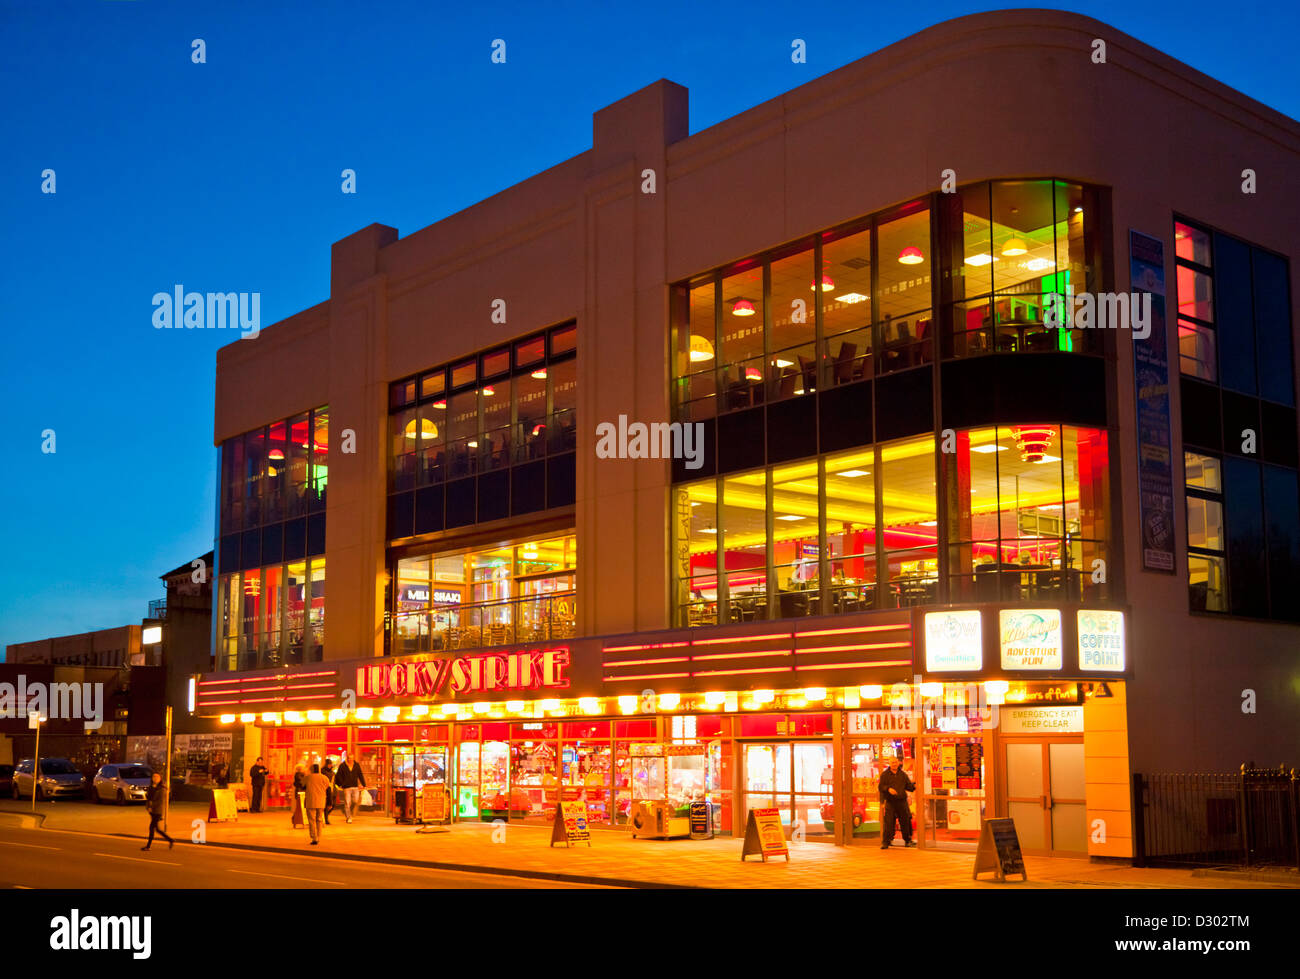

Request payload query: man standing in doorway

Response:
[248,756,268,813]
[878,757,916,849]
[335,754,366,824]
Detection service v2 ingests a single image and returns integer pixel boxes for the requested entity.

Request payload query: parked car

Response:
[0,764,14,797]
[11,758,87,801]
[92,763,153,805]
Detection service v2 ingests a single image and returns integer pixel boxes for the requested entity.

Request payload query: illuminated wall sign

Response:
[433,589,461,605]
[924,610,982,671]
[998,706,1084,734]
[998,609,1062,670]
[357,648,570,701]
[1077,610,1125,671]
[402,587,430,604]
[847,711,921,735]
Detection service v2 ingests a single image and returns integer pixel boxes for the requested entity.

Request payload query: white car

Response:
[92,763,153,805]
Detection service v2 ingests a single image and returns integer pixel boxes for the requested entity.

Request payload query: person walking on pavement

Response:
[141,772,174,851]
[248,757,268,812]
[334,755,366,824]
[304,763,331,845]
[321,758,336,825]
[291,764,308,828]
[878,757,917,849]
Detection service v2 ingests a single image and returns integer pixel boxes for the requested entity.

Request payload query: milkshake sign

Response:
[999,610,1062,670]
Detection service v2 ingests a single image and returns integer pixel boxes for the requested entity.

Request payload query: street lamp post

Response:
[29,712,44,814]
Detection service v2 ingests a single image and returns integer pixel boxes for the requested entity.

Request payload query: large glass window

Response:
[768,246,816,400]
[945,425,1110,603]
[940,181,1100,357]
[824,449,876,612]
[877,206,933,373]
[673,279,718,421]
[720,472,768,623]
[387,323,575,497]
[673,479,720,627]
[880,435,938,604]
[391,534,575,652]
[719,264,766,412]
[217,556,325,670]
[821,227,872,388]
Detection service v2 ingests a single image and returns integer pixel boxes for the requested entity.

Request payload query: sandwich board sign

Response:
[972,817,1027,881]
[740,807,789,862]
[550,799,591,848]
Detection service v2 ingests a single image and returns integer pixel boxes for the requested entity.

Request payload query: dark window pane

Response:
[1263,465,1300,620]
[451,359,476,388]
[307,513,326,557]
[387,492,414,541]
[240,529,261,572]
[482,348,510,378]
[547,452,576,508]
[1175,222,1212,267]
[390,379,416,409]
[414,485,444,536]
[420,371,445,400]
[1213,234,1255,394]
[1177,265,1214,323]
[1253,250,1294,406]
[284,518,307,561]
[550,323,576,356]
[515,335,545,367]
[1224,457,1266,618]
[261,522,284,566]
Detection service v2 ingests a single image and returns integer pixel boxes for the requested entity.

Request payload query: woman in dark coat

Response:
[141,773,174,851]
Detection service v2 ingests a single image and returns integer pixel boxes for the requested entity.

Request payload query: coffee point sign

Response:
[357,648,571,702]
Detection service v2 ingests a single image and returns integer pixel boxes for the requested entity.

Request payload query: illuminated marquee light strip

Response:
[602,656,693,667]
[798,624,910,637]
[795,641,912,654]
[692,665,795,677]
[794,659,912,671]
[603,641,691,653]
[601,672,693,682]
[689,650,794,661]
[689,632,792,646]
[198,670,338,687]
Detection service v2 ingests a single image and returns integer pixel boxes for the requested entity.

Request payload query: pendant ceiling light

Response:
[898,246,924,265]
[1001,237,1028,257]
[404,417,439,440]
[810,275,835,292]
[689,334,715,362]
[530,368,547,379]
[1012,425,1055,463]
[731,299,756,316]
[268,448,285,461]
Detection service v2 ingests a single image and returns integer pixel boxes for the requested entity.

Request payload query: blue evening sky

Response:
[1,1,1296,654]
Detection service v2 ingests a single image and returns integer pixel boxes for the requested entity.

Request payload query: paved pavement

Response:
[0,798,1293,889]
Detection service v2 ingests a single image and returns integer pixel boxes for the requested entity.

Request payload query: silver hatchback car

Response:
[11,758,86,800]
[93,763,153,804]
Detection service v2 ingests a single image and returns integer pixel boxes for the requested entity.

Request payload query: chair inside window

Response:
[833,342,859,384]
[797,355,818,394]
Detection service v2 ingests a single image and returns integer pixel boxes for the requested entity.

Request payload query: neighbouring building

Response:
[7,625,143,669]
[190,11,1300,858]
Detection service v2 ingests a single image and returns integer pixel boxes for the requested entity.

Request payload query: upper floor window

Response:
[671,180,1105,423]
[219,405,329,536]
[388,322,576,494]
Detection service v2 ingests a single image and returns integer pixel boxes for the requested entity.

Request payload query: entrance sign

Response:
[924,611,982,671]
[973,817,1027,881]
[689,800,713,840]
[208,788,238,822]
[551,799,591,848]
[999,706,1084,735]
[847,711,921,736]
[741,807,789,862]
[998,610,1062,669]
[1077,610,1125,671]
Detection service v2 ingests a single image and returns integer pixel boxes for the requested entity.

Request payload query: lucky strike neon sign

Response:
[356,648,571,701]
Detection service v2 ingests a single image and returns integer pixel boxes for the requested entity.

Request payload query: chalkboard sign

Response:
[689,800,712,840]
[972,817,1027,881]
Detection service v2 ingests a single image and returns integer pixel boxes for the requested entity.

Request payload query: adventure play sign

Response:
[357,648,571,702]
